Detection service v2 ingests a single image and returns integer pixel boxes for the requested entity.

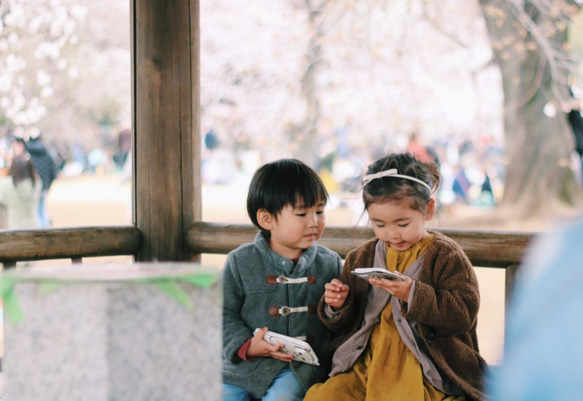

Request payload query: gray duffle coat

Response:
[222,232,342,396]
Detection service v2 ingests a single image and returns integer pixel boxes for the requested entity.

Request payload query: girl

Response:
[305,152,488,401]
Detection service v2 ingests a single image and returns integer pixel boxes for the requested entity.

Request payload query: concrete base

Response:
[1,263,221,401]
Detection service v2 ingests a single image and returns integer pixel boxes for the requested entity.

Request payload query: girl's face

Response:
[258,200,326,260]
[367,197,435,251]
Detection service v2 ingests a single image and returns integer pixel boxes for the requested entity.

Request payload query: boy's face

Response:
[259,200,326,260]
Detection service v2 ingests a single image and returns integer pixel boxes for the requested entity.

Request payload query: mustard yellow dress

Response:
[305,235,465,401]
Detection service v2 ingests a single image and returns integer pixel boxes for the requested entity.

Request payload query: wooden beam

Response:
[186,222,535,268]
[133,0,199,261]
[0,226,141,263]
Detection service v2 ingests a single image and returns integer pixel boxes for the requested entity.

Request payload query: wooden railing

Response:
[0,222,536,303]
[0,226,142,268]
[186,222,536,302]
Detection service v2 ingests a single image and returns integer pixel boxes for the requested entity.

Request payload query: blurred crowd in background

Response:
[0,125,132,230]
[202,127,507,214]
[0,126,132,179]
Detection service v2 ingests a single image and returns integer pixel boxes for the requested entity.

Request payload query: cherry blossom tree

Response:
[0,0,131,146]
[477,0,583,225]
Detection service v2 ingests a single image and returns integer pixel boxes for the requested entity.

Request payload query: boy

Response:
[222,158,342,401]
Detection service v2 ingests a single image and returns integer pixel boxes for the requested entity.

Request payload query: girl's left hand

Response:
[369,274,412,302]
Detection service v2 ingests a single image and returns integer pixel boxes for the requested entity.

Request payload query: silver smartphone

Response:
[351,267,405,281]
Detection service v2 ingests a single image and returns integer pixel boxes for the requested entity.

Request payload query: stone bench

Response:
[1,263,221,401]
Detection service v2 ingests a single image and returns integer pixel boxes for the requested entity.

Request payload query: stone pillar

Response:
[1,263,221,401]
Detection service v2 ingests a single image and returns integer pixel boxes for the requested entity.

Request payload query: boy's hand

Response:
[324,278,349,309]
[369,274,412,302]
[247,327,294,363]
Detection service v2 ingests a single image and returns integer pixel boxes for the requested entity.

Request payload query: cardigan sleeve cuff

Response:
[324,304,341,318]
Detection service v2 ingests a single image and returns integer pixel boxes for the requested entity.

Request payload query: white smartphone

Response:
[351,267,405,281]
[253,329,320,366]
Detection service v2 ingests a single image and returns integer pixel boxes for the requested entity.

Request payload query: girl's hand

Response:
[324,278,349,308]
[369,274,412,302]
[246,327,294,363]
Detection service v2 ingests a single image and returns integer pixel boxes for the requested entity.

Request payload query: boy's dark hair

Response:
[247,159,329,236]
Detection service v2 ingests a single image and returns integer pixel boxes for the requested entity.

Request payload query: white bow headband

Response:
[362,168,432,192]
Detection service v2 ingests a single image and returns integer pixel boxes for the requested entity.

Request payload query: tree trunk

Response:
[288,0,325,168]
[479,0,583,224]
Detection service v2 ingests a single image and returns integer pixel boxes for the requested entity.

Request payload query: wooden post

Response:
[133,0,201,262]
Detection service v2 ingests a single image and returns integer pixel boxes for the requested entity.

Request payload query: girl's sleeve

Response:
[404,246,480,335]
[317,250,361,332]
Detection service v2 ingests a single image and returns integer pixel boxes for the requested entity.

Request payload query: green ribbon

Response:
[143,272,219,309]
[0,277,24,324]
[0,270,219,325]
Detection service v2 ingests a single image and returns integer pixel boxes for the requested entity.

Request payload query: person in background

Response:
[406,131,435,165]
[113,128,132,170]
[12,136,27,158]
[563,85,583,184]
[452,165,471,204]
[305,152,488,401]
[487,219,583,401]
[222,158,342,401]
[0,153,41,230]
[25,127,58,228]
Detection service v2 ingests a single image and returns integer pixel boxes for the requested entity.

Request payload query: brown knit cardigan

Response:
[317,231,489,401]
